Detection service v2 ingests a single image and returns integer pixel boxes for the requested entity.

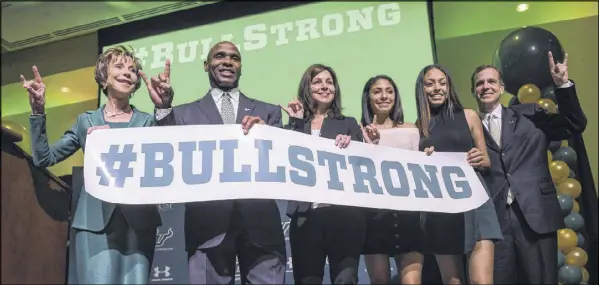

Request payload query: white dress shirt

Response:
[155,88,241,121]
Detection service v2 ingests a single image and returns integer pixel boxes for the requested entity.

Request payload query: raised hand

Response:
[280,100,304,119]
[140,59,174,108]
[20,66,46,114]
[335,134,352,149]
[362,124,380,145]
[548,51,569,86]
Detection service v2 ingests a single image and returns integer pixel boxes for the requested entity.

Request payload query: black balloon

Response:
[495,27,565,95]
[542,85,558,103]
[554,146,577,168]
[549,141,562,153]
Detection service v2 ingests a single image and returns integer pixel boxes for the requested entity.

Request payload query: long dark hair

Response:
[297,64,343,120]
[360,75,404,127]
[415,64,463,138]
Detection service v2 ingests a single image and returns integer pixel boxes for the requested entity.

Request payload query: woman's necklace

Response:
[104,106,131,118]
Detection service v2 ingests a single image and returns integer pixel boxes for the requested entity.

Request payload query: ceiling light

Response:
[516,4,529,12]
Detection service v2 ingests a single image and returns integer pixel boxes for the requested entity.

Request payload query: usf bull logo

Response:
[156,227,174,247]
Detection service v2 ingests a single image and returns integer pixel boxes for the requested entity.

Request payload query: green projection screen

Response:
[100,1,435,123]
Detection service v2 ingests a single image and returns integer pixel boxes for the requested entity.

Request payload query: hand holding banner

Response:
[84,124,488,213]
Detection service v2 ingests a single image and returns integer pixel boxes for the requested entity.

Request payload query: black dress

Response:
[419,104,502,254]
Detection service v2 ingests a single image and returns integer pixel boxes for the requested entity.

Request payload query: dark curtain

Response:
[568,134,598,285]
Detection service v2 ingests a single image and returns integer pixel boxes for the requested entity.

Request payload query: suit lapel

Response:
[196,92,224,125]
[89,106,106,127]
[128,105,146,127]
[319,117,334,138]
[501,106,519,150]
[236,93,255,124]
[483,127,500,152]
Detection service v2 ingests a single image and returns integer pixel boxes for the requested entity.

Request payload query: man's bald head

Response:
[204,41,242,90]
[207,41,240,62]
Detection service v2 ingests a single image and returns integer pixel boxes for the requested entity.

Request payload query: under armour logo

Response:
[156,228,174,247]
[153,266,171,278]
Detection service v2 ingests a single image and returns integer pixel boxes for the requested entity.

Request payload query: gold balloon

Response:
[572,200,580,213]
[565,247,588,267]
[558,178,582,199]
[517,83,541,104]
[581,266,589,283]
[550,160,570,184]
[548,150,553,162]
[499,93,514,106]
[1,120,31,154]
[537,98,558,114]
[558,228,578,253]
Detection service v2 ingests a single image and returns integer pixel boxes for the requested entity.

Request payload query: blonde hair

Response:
[94,45,143,95]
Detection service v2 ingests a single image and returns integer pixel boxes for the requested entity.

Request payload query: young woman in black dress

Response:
[415,64,502,284]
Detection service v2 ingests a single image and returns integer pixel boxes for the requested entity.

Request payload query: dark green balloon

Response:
[564,212,585,231]
[558,250,565,268]
[554,146,577,168]
[558,265,582,284]
[558,194,574,216]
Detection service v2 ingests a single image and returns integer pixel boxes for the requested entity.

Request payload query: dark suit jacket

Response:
[284,115,364,215]
[157,91,285,252]
[481,82,586,234]
[29,105,161,232]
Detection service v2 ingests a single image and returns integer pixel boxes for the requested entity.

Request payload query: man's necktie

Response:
[486,114,513,205]
[221,93,235,124]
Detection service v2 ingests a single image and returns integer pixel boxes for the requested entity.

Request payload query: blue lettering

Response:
[317,151,346,191]
[140,143,174,187]
[408,163,442,198]
[179,141,216,185]
[380,161,410,196]
[219,140,251,182]
[288,146,316,187]
[255,139,286,182]
[348,156,383,194]
[441,166,472,199]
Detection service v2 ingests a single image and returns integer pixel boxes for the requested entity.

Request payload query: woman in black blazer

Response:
[282,64,365,284]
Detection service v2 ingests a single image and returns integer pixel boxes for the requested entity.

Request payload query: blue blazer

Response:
[29,105,162,232]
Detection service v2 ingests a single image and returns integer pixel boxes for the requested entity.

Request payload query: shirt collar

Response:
[211,88,240,103]
[481,103,503,120]
[490,103,502,119]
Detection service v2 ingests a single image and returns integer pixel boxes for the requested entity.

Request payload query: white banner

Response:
[84,124,488,213]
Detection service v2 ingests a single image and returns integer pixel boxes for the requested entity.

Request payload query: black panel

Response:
[98,1,317,48]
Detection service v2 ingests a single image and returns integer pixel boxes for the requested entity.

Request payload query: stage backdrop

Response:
[98,1,435,283]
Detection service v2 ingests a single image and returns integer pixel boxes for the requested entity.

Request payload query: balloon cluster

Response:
[550,141,589,285]
[1,120,31,154]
